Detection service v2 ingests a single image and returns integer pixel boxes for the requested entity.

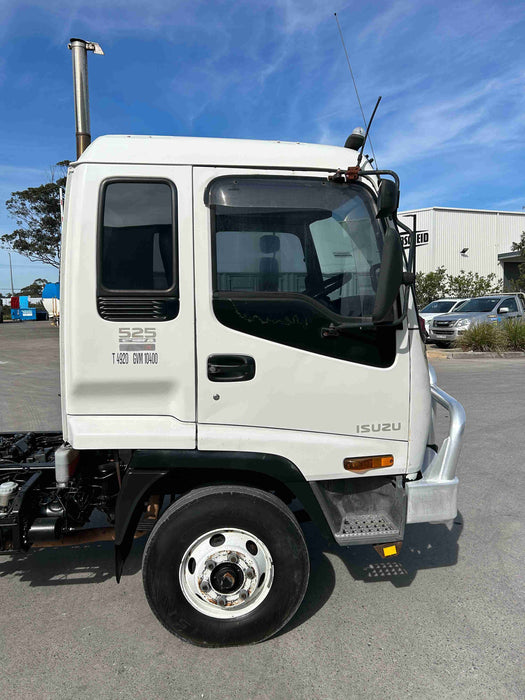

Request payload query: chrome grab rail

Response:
[424,383,466,482]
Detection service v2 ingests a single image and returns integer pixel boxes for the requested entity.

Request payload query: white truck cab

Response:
[0,41,465,648]
[62,136,423,470]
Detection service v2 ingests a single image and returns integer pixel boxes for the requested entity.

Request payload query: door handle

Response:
[207,355,256,382]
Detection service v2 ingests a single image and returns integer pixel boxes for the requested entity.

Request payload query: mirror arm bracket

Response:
[328,166,361,183]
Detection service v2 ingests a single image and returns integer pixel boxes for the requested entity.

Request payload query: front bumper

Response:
[406,369,465,523]
[428,326,465,343]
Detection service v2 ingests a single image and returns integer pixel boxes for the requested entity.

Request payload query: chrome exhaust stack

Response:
[68,38,104,158]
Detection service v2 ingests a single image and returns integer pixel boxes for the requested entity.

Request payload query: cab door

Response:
[193,167,410,481]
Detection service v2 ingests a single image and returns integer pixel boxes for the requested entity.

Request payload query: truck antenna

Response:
[357,95,382,167]
[334,12,378,166]
[68,38,104,158]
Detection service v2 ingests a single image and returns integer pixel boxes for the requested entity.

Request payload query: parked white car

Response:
[419,298,468,338]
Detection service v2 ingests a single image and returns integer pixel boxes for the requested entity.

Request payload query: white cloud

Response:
[399,184,449,211]
[365,67,525,168]
[357,0,417,45]
[0,164,46,177]
[491,196,525,211]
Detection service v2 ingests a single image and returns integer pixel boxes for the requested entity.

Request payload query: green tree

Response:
[510,231,525,291]
[2,161,69,269]
[0,293,9,320]
[415,266,448,307]
[415,267,503,308]
[19,278,49,297]
[446,270,501,298]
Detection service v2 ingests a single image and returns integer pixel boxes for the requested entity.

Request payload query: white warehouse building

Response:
[398,207,525,290]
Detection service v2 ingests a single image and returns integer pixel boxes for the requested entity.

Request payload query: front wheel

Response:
[142,484,310,647]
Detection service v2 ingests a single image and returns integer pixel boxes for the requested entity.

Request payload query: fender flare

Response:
[114,449,332,581]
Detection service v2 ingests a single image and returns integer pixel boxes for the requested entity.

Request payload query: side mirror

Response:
[372,226,404,324]
[376,179,399,219]
[499,307,509,314]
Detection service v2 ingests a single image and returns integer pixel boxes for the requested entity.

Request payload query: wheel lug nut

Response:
[205,560,215,571]
[245,567,255,579]
[228,554,239,564]
[201,581,210,593]
[217,596,227,607]
[239,589,249,601]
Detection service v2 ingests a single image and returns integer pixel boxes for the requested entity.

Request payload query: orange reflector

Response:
[374,541,402,559]
[343,454,394,471]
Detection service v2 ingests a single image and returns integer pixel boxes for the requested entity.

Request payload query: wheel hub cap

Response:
[210,562,244,594]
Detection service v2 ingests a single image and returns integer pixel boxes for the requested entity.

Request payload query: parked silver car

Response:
[419,298,468,338]
[429,294,525,347]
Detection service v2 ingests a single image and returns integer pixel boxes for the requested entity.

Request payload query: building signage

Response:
[401,230,429,249]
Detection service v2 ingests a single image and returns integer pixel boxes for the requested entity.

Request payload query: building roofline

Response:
[498,252,524,262]
[400,206,525,216]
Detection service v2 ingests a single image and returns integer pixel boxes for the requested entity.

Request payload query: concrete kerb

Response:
[427,348,525,360]
[447,351,525,359]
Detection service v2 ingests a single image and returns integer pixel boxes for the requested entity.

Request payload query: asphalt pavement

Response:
[0,322,523,699]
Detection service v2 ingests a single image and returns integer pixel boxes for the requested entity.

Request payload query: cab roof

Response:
[76,135,361,171]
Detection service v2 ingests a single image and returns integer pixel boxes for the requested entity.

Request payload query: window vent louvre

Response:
[97,297,178,321]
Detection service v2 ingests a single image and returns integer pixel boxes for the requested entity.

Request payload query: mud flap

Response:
[114,468,167,582]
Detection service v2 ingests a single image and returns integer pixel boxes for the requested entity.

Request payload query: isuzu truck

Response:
[0,39,465,646]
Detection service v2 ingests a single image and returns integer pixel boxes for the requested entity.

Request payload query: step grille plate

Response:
[341,513,399,538]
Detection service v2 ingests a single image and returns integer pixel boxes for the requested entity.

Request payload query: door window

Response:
[499,298,517,313]
[208,176,396,368]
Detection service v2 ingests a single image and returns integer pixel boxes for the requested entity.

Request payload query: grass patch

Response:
[502,318,525,351]
[456,322,506,352]
[457,319,525,352]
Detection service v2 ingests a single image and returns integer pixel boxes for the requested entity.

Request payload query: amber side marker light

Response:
[343,455,394,471]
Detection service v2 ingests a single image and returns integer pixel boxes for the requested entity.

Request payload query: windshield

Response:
[456,297,501,313]
[421,301,457,314]
[209,177,385,319]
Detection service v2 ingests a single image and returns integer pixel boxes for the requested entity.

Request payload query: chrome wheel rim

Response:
[179,527,274,619]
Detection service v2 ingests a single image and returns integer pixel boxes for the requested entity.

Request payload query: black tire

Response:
[142,484,309,647]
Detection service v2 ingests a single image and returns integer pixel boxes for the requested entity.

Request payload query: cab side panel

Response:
[61,164,196,449]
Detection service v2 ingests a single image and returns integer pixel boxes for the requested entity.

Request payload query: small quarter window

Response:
[101,181,175,291]
[98,180,179,321]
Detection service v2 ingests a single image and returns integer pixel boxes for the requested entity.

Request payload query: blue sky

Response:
[1,0,524,292]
